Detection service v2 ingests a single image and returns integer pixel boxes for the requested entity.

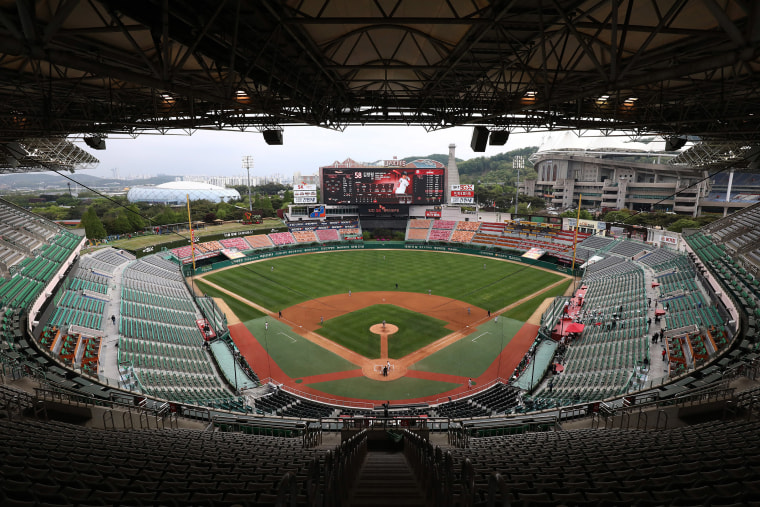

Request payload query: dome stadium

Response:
[127,181,240,204]
[2,2,760,506]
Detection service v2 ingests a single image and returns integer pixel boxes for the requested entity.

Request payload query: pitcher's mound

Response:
[370,323,398,335]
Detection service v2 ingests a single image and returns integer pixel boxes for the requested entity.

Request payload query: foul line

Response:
[279,332,297,343]
[471,332,490,342]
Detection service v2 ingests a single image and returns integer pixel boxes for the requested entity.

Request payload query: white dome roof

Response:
[127,180,240,204]
[156,181,229,191]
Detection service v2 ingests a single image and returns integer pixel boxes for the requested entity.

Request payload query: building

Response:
[127,181,240,204]
[525,132,710,216]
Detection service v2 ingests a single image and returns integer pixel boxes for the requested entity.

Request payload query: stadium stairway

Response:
[349,450,428,507]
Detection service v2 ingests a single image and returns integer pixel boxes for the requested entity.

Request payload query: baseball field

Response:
[195,249,572,404]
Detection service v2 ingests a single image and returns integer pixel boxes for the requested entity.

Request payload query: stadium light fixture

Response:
[489,130,509,145]
[84,136,106,150]
[665,136,687,151]
[263,129,283,145]
[521,90,537,105]
[471,126,489,152]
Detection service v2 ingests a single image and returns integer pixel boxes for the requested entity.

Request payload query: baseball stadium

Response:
[2,2,760,506]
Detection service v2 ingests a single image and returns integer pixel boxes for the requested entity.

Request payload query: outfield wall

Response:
[181,242,580,277]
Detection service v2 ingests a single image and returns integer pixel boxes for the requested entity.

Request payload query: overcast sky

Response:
[82,126,549,180]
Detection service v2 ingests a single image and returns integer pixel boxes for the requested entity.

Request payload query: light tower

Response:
[242,155,254,211]
[513,155,525,216]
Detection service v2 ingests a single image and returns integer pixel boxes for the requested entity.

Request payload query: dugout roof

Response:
[0,0,759,168]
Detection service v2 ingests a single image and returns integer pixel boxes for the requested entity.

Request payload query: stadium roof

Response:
[0,1,758,164]
[0,138,99,174]
[127,180,240,204]
[154,181,231,191]
[533,130,675,156]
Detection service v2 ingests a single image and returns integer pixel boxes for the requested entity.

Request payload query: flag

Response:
[527,202,531,209]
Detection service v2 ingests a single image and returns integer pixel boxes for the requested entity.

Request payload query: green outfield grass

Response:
[203,250,564,312]
[306,375,461,402]
[194,279,266,322]
[411,317,525,378]
[502,279,573,321]
[317,305,450,359]
[246,317,357,377]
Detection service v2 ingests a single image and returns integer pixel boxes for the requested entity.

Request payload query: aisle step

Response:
[349,451,427,507]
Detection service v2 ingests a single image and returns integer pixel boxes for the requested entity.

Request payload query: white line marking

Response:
[471,332,490,342]
[279,332,297,343]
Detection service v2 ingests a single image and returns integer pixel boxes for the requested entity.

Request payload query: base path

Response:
[221,274,571,403]
[212,275,570,382]
[370,322,398,357]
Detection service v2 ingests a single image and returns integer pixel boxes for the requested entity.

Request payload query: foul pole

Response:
[571,194,582,288]
[187,194,196,273]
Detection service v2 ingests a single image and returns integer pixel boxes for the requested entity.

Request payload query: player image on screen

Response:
[394,172,411,195]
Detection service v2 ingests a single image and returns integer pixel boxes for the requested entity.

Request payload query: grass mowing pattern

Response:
[195,279,265,322]
[246,317,356,377]
[411,317,525,378]
[317,305,450,359]
[306,375,461,402]
[203,250,564,312]
[503,279,572,321]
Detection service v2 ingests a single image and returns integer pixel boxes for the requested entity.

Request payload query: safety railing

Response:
[323,429,367,506]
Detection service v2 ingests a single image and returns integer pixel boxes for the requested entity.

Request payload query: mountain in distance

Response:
[402,154,460,166]
[0,172,175,189]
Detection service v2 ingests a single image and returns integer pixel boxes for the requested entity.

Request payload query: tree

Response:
[215,202,233,220]
[667,218,700,232]
[81,207,106,239]
[256,182,288,195]
[253,195,274,217]
[602,209,635,223]
[560,209,593,220]
[55,195,79,206]
[33,205,68,221]
[125,204,145,231]
[152,208,182,225]
[106,211,132,235]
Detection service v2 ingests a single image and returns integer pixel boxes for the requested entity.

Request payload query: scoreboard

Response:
[322,168,444,205]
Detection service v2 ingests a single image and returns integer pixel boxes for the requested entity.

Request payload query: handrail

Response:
[487,472,510,507]
[322,428,367,506]
[275,472,298,507]
[33,384,203,429]
[448,420,467,448]
[460,459,475,507]
[274,382,375,410]
[636,408,648,431]
[459,413,559,437]
[430,377,509,406]
[102,409,114,430]
[303,421,322,448]
[655,409,668,430]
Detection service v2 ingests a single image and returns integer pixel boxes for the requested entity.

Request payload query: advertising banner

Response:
[294,184,318,204]
[450,184,475,204]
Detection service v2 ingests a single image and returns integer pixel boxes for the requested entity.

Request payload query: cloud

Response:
[81,126,546,179]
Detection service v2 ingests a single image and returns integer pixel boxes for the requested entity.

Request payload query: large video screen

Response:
[322,168,444,205]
